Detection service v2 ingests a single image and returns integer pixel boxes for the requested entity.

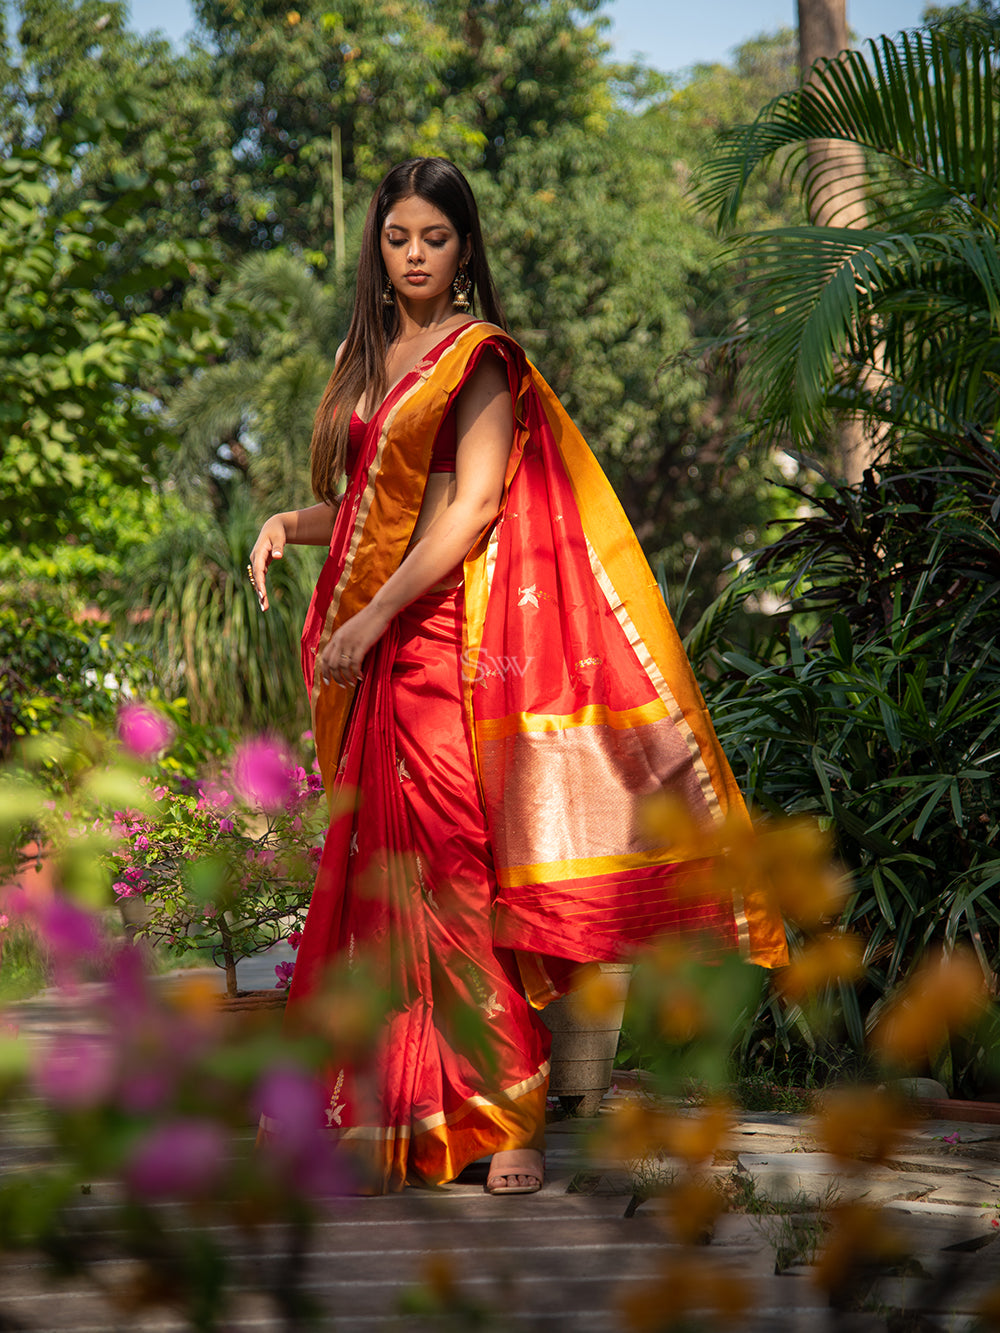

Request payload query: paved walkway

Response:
[2,956,998,1331]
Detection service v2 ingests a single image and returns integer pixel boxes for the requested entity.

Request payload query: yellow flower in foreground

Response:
[621,1257,752,1330]
[599,1101,674,1162]
[813,1201,906,1294]
[778,931,865,1001]
[570,967,626,1022]
[286,10,301,23]
[665,1101,734,1166]
[975,1283,1000,1329]
[164,974,221,1023]
[664,1176,726,1245]
[872,946,989,1068]
[423,1254,457,1303]
[814,1086,913,1166]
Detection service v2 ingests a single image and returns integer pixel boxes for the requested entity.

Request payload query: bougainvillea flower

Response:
[233,737,293,811]
[34,894,103,970]
[33,1034,117,1109]
[274,960,295,989]
[117,703,174,760]
[124,1118,228,1198]
[254,1066,349,1197]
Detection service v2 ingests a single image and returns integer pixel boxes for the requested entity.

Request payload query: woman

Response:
[249,158,786,1196]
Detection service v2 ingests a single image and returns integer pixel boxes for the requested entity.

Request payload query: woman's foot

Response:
[485,1149,544,1195]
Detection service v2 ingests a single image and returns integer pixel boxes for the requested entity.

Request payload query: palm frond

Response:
[695,25,1000,233]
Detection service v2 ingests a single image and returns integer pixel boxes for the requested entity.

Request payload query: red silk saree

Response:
[283,322,787,1191]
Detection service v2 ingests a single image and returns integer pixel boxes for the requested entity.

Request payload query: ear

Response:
[460,237,472,267]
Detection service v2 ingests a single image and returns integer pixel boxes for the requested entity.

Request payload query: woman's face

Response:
[380,194,470,307]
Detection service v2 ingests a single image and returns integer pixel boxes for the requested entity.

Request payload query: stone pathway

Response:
[2,959,998,1331]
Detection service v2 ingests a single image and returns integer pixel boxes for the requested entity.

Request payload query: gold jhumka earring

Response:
[452,267,471,311]
[382,276,394,306]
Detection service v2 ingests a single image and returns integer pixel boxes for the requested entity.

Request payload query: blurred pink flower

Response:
[125,1118,228,1198]
[307,773,323,792]
[118,704,174,760]
[33,1034,117,1109]
[287,931,302,950]
[0,914,8,930]
[113,881,138,898]
[218,817,235,834]
[233,737,293,811]
[34,896,103,971]
[254,1066,350,1197]
[274,960,295,989]
[152,785,169,800]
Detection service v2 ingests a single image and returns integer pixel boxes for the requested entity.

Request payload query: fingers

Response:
[248,540,281,612]
[319,646,364,689]
[246,560,267,611]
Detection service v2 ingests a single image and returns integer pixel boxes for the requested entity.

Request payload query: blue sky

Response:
[127,1,931,74]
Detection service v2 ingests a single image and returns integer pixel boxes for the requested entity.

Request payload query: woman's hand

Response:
[318,604,391,688]
[249,515,289,612]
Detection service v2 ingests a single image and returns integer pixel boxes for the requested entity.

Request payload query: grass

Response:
[722,1169,835,1272]
[732,1074,815,1114]
[0,926,50,1004]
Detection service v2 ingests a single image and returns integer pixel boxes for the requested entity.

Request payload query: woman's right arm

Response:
[249,500,339,612]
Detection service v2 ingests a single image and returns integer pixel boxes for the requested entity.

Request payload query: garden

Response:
[2,0,1000,1327]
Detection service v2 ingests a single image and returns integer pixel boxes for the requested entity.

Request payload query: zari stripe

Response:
[583,534,721,820]
[476,698,668,741]
[498,846,695,888]
[411,1060,550,1134]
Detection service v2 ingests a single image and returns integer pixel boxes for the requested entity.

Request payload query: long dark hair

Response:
[310,158,508,505]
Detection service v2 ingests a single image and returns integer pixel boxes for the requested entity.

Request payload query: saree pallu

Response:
[285,583,549,1192]
[286,320,787,1190]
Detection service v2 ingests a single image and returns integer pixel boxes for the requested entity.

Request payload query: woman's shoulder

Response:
[456,321,525,362]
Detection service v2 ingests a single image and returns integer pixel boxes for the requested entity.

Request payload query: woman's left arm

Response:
[318,351,513,686]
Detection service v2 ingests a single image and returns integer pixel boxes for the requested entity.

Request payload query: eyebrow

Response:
[384,222,453,232]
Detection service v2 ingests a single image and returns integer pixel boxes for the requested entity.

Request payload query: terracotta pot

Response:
[541,963,632,1117]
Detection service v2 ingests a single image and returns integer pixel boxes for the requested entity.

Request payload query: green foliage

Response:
[0,114,218,543]
[707,440,1000,1094]
[694,21,1000,452]
[167,250,344,508]
[0,920,49,1002]
[113,490,323,734]
[0,586,155,758]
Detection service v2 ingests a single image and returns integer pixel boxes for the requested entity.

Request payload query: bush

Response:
[705,440,1000,1095]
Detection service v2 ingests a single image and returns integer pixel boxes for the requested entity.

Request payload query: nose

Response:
[407,236,424,263]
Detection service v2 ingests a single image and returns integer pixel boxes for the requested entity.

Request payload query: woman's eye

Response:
[428,238,448,248]
[386,239,406,248]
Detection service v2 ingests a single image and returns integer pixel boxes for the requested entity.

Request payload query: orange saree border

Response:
[301,321,788,980]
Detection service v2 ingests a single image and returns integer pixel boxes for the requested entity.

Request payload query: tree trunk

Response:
[798,0,871,481]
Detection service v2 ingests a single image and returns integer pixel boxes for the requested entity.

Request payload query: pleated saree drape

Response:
[281,322,787,1191]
